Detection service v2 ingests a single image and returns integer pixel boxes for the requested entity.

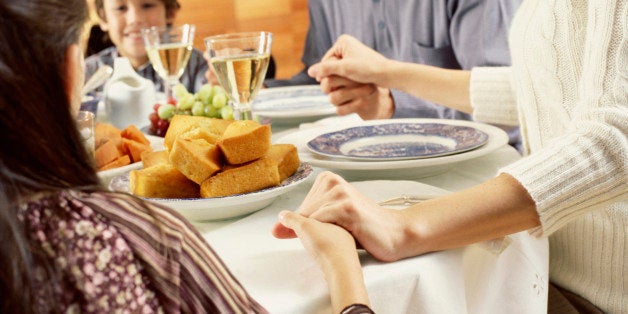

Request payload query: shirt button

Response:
[378,21,386,29]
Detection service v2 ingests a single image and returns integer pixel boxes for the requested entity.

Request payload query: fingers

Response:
[271,221,297,239]
[273,172,348,240]
[327,83,376,106]
[273,210,318,240]
[277,210,304,231]
[319,75,361,93]
[308,59,347,82]
[296,171,346,215]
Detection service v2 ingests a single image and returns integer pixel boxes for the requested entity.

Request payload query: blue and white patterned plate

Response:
[307,123,489,161]
[109,162,313,221]
[252,85,336,124]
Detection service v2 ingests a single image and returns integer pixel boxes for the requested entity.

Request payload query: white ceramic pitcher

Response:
[103,57,156,129]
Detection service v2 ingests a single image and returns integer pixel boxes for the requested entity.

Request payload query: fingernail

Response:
[278,210,288,221]
[308,65,318,77]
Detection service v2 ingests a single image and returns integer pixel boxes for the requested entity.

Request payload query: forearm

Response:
[382,60,473,114]
[322,252,370,313]
[396,173,540,257]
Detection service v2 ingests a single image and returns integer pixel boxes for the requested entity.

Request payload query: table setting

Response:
[128,111,545,313]
[89,26,549,313]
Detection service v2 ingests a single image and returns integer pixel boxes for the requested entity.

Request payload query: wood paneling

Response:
[175,0,309,79]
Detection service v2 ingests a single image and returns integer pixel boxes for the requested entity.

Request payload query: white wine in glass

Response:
[142,24,195,102]
[205,32,273,120]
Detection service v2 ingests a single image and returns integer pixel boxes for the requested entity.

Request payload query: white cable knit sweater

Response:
[469,0,627,312]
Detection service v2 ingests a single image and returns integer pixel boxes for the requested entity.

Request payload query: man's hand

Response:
[321,76,394,119]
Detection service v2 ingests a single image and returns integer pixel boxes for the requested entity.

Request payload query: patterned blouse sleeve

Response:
[87,192,268,313]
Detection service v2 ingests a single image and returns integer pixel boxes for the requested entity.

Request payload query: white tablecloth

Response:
[195,137,549,313]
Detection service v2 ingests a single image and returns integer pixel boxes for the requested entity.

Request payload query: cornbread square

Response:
[129,164,199,198]
[164,115,233,150]
[264,144,300,181]
[200,157,280,197]
[218,120,271,165]
[179,127,221,145]
[169,138,222,184]
[141,150,169,168]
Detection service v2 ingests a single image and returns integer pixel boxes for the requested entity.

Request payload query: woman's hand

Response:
[277,210,370,312]
[308,35,392,87]
[272,171,406,262]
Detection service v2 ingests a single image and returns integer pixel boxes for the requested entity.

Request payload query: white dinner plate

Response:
[108,162,313,221]
[252,85,336,125]
[307,122,489,161]
[97,135,164,186]
[276,118,508,180]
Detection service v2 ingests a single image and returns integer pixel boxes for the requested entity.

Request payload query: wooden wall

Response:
[175,0,309,79]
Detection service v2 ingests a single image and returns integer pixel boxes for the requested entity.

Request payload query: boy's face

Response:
[99,0,168,67]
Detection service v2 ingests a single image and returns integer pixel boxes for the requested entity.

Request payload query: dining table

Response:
[184,115,550,314]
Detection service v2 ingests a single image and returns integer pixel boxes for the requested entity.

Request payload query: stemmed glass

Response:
[204,31,273,120]
[142,24,195,102]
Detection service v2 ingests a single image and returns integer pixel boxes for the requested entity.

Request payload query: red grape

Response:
[153,103,161,112]
[155,119,169,137]
[149,112,159,128]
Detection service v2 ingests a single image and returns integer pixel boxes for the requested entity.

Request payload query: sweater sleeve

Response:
[469,66,519,126]
[500,2,628,236]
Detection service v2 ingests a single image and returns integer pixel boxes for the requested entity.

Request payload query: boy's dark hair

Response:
[94,0,181,21]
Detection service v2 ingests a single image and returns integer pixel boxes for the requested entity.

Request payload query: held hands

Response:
[277,210,358,268]
[308,35,396,120]
[278,209,372,312]
[272,171,406,262]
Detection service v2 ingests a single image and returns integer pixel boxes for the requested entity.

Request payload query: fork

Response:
[378,195,430,206]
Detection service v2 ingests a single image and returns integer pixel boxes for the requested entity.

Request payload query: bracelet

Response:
[340,303,375,314]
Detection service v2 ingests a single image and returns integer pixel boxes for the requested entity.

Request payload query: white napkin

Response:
[298,113,363,130]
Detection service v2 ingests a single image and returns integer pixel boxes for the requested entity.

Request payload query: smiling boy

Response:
[85,0,207,94]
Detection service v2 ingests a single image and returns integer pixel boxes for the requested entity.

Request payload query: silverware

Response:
[82,65,113,96]
[378,195,430,206]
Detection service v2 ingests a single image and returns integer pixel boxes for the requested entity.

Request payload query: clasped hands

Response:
[271,171,409,263]
[308,34,396,120]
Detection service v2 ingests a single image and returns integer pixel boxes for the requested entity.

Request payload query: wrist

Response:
[321,251,370,313]
[397,205,437,257]
[379,59,402,89]
[377,87,395,119]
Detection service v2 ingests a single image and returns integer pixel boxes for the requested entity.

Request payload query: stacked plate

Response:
[275,118,509,180]
[252,85,336,125]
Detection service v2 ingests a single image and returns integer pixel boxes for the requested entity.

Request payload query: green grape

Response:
[204,103,220,118]
[157,104,176,120]
[212,85,226,95]
[172,83,189,100]
[212,92,228,109]
[220,105,234,120]
[177,93,195,110]
[191,101,205,116]
[196,84,214,105]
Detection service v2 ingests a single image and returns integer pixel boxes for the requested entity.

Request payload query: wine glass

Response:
[204,31,273,120]
[141,24,195,102]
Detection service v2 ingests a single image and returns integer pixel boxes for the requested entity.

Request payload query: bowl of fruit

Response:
[148,83,234,137]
